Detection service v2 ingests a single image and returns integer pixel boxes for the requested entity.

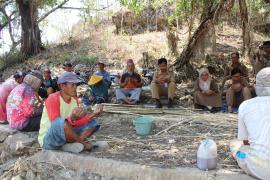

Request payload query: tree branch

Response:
[0,8,15,44]
[0,10,18,32]
[60,5,113,11]
[37,0,69,23]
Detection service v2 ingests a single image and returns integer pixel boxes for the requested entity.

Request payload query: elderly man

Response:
[116,59,143,104]
[223,52,248,87]
[230,67,270,179]
[254,41,270,75]
[38,72,101,153]
[151,58,176,108]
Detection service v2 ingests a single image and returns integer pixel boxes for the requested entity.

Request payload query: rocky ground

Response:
[0,108,255,180]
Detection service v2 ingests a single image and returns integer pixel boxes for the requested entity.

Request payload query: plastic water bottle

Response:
[197,139,217,170]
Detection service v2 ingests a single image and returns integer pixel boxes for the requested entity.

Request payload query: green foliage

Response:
[119,0,146,15]
[78,55,98,65]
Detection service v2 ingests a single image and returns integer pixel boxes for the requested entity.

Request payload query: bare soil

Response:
[88,108,239,171]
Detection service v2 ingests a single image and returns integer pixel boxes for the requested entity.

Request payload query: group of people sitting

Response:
[0,41,269,179]
[194,41,270,113]
[82,58,176,108]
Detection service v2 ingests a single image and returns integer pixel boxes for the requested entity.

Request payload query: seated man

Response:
[7,71,43,131]
[230,67,270,179]
[224,68,251,113]
[0,70,26,123]
[38,68,59,99]
[116,59,143,104]
[151,58,176,108]
[194,68,222,112]
[38,72,101,152]
[254,41,270,75]
[82,75,109,106]
[95,61,111,87]
[222,52,248,87]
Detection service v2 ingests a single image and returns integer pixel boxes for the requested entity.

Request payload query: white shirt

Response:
[238,97,270,172]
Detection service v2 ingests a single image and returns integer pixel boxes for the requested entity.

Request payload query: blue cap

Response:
[57,72,80,84]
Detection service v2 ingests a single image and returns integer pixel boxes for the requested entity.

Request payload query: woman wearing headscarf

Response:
[194,68,222,112]
[0,70,26,123]
[6,70,44,131]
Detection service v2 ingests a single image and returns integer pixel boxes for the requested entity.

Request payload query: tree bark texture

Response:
[16,0,42,57]
[173,0,232,70]
[239,0,252,58]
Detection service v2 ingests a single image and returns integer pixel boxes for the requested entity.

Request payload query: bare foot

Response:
[228,106,233,113]
[82,142,92,151]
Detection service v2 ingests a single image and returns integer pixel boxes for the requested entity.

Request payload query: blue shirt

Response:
[95,70,111,82]
[91,81,109,99]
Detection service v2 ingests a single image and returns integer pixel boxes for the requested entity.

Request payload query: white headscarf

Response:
[198,68,212,91]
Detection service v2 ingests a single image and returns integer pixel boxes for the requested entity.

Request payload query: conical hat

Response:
[88,75,103,85]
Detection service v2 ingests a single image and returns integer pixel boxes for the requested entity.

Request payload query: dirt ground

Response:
[87,107,240,172]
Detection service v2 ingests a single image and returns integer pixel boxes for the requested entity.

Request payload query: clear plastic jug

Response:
[197,139,217,170]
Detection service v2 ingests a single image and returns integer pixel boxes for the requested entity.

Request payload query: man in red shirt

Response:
[38,72,101,153]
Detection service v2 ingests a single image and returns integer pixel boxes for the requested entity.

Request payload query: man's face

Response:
[15,77,24,84]
[231,54,239,65]
[61,82,77,97]
[159,63,167,72]
[64,65,72,72]
[98,63,105,71]
[127,63,135,72]
[201,72,209,81]
[232,73,241,82]
[263,46,270,55]
[44,71,51,80]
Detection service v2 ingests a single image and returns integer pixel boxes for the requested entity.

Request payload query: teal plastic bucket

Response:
[133,116,154,136]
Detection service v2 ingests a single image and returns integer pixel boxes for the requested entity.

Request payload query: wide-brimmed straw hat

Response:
[88,75,103,85]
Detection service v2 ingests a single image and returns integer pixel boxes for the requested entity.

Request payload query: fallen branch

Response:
[154,118,193,136]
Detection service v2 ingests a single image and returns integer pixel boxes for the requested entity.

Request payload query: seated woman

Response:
[194,68,222,112]
[6,71,44,131]
[82,75,109,106]
[0,70,26,123]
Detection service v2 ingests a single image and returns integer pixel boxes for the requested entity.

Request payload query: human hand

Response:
[89,96,95,101]
[94,104,103,115]
[125,77,131,83]
[205,90,214,95]
[70,107,87,121]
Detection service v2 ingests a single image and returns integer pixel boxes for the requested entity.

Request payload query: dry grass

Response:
[88,105,240,171]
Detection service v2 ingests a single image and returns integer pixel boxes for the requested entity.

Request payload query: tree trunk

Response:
[16,0,42,57]
[174,0,232,70]
[239,0,252,59]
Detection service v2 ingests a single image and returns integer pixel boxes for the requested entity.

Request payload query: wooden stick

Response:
[154,118,193,136]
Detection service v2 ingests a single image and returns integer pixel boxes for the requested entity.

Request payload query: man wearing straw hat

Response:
[82,75,109,105]
[95,61,111,87]
[38,72,101,153]
[230,67,270,179]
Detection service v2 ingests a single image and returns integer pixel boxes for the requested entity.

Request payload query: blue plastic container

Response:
[133,116,154,135]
